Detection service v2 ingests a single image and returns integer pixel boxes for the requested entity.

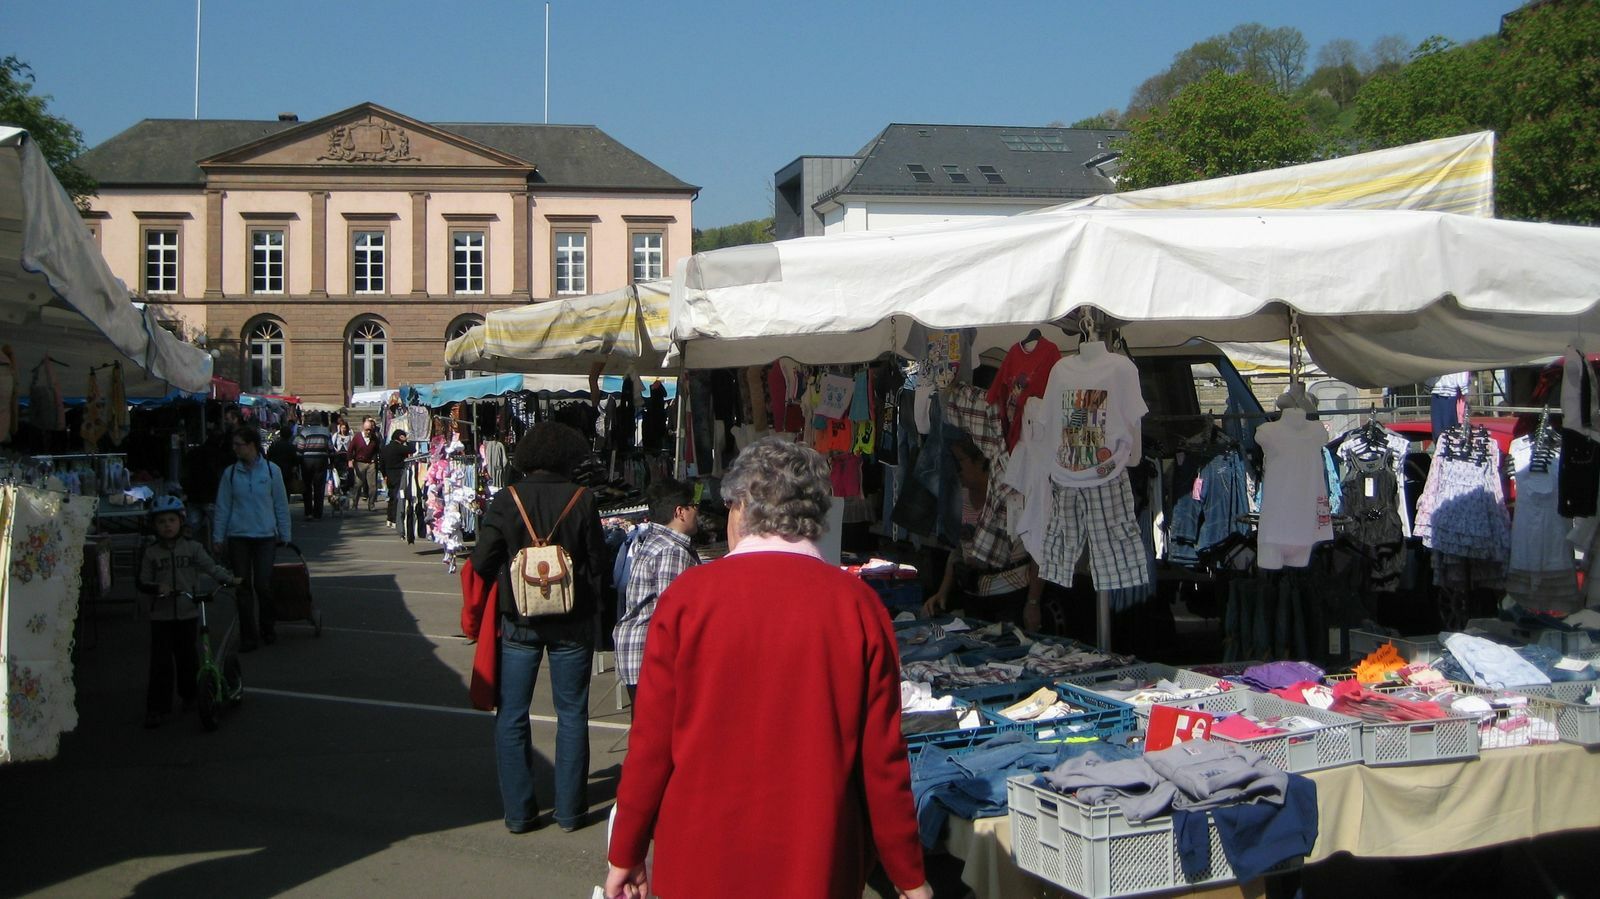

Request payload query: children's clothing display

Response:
[1,486,95,763]
[1414,424,1510,590]
[1507,431,1581,610]
[1254,410,1333,570]
[1028,343,1147,488]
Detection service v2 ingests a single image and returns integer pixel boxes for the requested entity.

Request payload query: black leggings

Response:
[227,537,277,645]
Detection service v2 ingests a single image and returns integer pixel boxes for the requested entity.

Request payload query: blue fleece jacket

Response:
[213,457,291,544]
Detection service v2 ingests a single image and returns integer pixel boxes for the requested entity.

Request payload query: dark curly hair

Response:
[512,421,590,476]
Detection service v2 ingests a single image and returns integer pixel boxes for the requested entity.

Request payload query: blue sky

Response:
[5,0,1511,228]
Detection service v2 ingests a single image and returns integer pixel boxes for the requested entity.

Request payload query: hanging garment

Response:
[0,345,15,440]
[107,363,129,445]
[1255,412,1333,570]
[79,370,106,446]
[1338,454,1405,592]
[1507,433,1581,610]
[986,337,1062,451]
[1415,428,1511,590]
[1,486,96,762]
[27,359,65,432]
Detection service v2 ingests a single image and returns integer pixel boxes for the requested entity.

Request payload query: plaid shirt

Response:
[944,384,1005,466]
[613,522,699,685]
[964,451,1031,594]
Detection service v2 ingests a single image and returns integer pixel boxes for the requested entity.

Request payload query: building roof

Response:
[76,108,696,192]
[818,123,1126,206]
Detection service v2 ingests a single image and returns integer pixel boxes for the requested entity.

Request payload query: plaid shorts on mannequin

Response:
[1039,469,1149,591]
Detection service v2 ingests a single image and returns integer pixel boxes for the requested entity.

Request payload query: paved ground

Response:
[1,508,636,898]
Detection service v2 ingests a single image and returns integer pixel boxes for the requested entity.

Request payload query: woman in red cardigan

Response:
[606,437,931,899]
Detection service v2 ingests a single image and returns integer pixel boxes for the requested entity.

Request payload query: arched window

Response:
[446,315,485,381]
[350,319,387,390]
[245,319,286,393]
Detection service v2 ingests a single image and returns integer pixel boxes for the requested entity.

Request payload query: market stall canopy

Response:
[407,372,598,406]
[1057,131,1494,216]
[670,205,1600,387]
[444,280,669,375]
[0,127,213,396]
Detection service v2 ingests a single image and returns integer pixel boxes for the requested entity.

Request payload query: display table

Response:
[945,742,1600,899]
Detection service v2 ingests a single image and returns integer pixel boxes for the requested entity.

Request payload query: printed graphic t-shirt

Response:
[986,338,1063,452]
[1036,346,1148,488]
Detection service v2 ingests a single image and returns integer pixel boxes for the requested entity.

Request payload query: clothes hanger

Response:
[1021,328,1042,350]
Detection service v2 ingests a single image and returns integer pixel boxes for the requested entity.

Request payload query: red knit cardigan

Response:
[459,559,499,711]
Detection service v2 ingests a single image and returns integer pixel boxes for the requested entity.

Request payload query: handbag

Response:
[507,486,586,618]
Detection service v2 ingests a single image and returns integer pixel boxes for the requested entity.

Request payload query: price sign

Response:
[1145,705,1215,752]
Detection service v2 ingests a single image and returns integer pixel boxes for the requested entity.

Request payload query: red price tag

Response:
[1145,705,1215,752]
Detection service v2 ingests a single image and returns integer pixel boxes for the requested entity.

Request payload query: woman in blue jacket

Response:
[213,425,291,651]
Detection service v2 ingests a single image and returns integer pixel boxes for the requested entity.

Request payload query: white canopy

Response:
[0,127,213,396]
[1059,131,1495,216]
[445,280,670,375]
[670,205,1600,387]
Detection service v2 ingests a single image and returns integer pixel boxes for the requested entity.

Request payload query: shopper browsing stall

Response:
[612,478,700,706]
[137,497,238,728]
[922,434,1035,627]
[294,411,334,521]
[607,437,931,899]
[212,426,290,651]
[379,428,410,529]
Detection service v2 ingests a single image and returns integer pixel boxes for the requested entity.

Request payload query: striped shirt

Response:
[613,522,699,685]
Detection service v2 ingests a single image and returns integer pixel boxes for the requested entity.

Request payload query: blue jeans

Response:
[495,621,593,829]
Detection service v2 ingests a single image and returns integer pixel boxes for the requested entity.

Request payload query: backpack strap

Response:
[508,486,586,547]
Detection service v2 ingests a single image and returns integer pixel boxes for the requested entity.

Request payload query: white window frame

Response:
[250,228,286,295]
[246,320,286,394]
[352,230,387,295]
[451,229,486,295]
[630,230,664,283]
[553,230,588,295]
[350,320,387,390]
[143,228,179,295]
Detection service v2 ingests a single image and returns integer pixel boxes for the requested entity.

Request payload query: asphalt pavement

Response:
[1,506,634,898]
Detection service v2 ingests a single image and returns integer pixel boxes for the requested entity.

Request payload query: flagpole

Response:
[543,2,550,124]
[193,0,202,119]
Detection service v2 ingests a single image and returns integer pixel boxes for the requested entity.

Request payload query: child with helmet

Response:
[137,496,239,729]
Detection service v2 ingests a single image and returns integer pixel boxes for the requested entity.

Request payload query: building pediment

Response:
[198,102,535,173]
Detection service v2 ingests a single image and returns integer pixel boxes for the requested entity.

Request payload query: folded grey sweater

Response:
[1043,740,1287,822]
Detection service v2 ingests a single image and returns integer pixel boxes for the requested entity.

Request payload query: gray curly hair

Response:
[720,437,832,541]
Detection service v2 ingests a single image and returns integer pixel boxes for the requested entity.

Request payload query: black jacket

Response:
[471,470,604,631]
[378,440,410,476]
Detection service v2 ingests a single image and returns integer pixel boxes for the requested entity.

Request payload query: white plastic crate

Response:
[1057,663,1229,722]
[1321,674,1481,766]
[1347,630,1441,664]
[1516,680,1600,746]
[1158,691,1362,772]
[1444,682,1570,749]
[1006,775,1300,898]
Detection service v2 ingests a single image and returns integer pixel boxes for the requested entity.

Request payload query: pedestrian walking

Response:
[265,424,299,506]
[472,422,604,835]
[380,428,410,529]
[612,478,699,708]
[212,425,291,651]
[330,418,354,505]
[295,411,334,521]
[605,438,931,899]
[349,417,381,511]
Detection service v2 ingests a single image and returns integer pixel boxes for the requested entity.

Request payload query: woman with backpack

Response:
[471,421,604,834]
[213,425,292,651]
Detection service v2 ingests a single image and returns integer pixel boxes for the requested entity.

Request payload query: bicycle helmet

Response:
[149,495,186,518]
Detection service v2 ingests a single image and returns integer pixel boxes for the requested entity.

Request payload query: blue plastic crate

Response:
[961,681,1137,739]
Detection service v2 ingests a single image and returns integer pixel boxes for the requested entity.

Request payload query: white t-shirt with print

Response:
[1035,344,1147,488]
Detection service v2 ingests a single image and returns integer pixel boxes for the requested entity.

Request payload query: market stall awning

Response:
[445,280,670,375]
[0,127,213,397]
[1057,131,1495,216]
[409,372,596,406]
[670,205,1600,387]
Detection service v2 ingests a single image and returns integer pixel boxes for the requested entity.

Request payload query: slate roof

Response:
[819,123,1126,205]
[76,111,696,192]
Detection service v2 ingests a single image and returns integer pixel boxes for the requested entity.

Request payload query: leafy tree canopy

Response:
[693,218,775,253]
[1114,71,1318,190]
[0,56,95,206]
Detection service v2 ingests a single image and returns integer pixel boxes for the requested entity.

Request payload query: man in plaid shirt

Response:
[613,479,700,705]
[923,434,1035,626]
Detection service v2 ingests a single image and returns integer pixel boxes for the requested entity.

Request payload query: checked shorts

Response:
[1039,469,1150,591]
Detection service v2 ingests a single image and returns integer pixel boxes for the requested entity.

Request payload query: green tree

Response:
[1495,0,1600,224]
[1351,36,1501,149]
[692,217,775,253]
[1069,110,1123,130]
[0,56,95,206]
[1115,72,1318,190]
[1128,24,1309,113]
